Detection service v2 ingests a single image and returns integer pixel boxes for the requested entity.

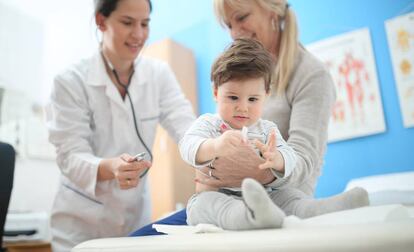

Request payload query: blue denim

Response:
[129,209,187,236]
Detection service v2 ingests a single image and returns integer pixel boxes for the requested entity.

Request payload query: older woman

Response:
[131,0,369,236]
[202,0,335,196]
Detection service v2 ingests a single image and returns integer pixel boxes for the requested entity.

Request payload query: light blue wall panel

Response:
[148,0,414,197]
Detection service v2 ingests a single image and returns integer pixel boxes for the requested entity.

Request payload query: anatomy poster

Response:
[385,12,414,128]
[307,28,386,142]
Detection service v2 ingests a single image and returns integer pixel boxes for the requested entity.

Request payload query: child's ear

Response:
[213,86,218,101]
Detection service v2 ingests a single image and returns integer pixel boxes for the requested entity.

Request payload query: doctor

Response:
[46,0,195,251]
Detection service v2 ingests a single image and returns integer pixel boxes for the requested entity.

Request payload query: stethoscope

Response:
[100,50,152,178]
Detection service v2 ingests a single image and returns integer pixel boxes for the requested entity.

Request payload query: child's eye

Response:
[249,97,258,102]
[228,96,238,101]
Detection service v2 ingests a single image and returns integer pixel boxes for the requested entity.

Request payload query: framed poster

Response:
[385,11,414,128]
[307,28,386,142]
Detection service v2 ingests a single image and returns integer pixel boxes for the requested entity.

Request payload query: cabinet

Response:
[143,39,198,220]
[3,241,51,252]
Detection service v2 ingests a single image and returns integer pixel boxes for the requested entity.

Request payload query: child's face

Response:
[214,77,267,129]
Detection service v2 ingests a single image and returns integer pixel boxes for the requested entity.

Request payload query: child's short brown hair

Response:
[211,38,274,93]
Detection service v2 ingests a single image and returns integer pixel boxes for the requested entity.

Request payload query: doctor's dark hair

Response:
[94,0,152,17]
[211,38,274,93]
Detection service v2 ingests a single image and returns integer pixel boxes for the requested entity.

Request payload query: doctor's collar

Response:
[99,46,139,73]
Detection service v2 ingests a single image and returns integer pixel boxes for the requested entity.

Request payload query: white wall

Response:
[0,0,96,104]
[0,0,97,213]
[0,3,43,100]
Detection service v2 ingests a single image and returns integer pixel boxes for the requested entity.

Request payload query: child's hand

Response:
[214,130,245,157]
[255,129,284,173]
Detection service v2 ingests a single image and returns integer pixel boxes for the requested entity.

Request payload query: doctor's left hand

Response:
[98,154,152,190]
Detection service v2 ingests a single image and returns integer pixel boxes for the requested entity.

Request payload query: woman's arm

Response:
[46,74,103,197]
[279,69,336,194]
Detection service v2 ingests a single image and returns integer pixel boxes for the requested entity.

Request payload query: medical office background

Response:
[0,0,413,216]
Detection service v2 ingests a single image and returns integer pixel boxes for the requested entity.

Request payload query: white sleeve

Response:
[45,73,101,197]
[179,115,217,168]
[156,62,196,143]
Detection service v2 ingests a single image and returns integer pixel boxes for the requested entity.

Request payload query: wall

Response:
[0,0,96,104]
[0,3,43,100]
[292,0,414,196]
[1,0,413,214]
[0,0,96,213]
[147,0,414,197]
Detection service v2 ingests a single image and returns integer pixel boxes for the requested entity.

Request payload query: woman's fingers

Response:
[118,170,140,179]
[117,171,138,189]
[199,166,212,178]
[195,176,225,188]
[120,153,131,162]
[120,160,151,171]
[118,168,139,189]
[116,158,152,190]
[119,177,139,189]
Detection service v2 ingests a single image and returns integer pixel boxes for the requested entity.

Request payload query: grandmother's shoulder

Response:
[295,46,328,74]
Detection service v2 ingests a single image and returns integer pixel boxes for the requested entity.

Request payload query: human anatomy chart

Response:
[307,28,386,142]
[385,12,414,128]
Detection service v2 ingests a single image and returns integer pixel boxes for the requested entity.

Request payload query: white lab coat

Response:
[46,51,195,251]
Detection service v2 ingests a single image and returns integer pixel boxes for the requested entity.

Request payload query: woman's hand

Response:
[98,153,152,190]
[196,144,275,189]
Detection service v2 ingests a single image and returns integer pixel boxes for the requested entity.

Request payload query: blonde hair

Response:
[213,0,298,94]
[211,38,274,93]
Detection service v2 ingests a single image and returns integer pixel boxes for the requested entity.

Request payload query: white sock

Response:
[242,178,285,228]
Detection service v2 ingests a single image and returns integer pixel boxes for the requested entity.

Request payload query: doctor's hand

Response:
[98,154,152,190]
